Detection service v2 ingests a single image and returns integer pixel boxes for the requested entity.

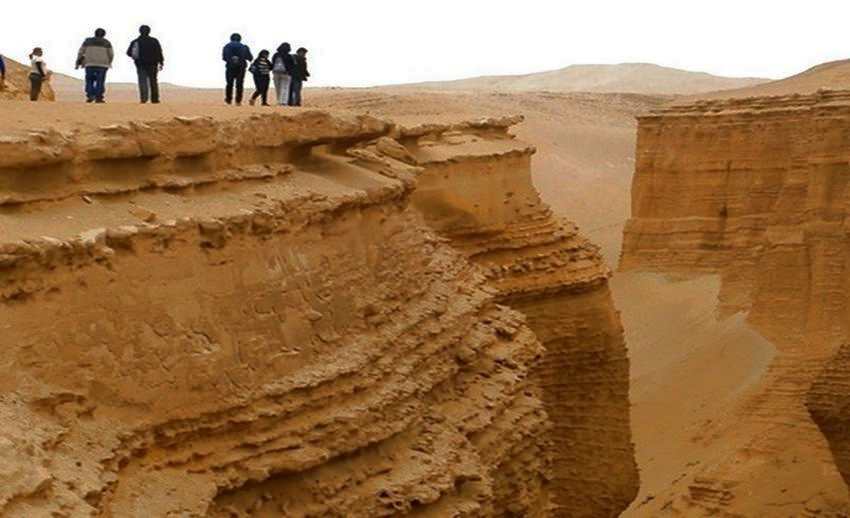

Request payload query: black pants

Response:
[225,65,246,104]
[251,74,270,104]
[29,74,43,101]
[290,78,304,106]
[137,64,160,103]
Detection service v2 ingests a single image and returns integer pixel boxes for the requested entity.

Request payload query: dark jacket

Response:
[0,55,5,77]
[271,50,295,75]
[293,55,310,81]
[127,35,164,67]
[223,41,253,68]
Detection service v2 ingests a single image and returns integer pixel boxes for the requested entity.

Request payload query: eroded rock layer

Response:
[0,112,554,517]
[621,91,850,515]
[398,118,638,517]
[0,57,55,101]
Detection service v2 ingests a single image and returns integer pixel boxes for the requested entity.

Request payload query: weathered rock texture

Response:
[395,117,638,517]
[0,110,634,516]
[0,57,55,101]
[809,343,850,490]
[621,90,850,516]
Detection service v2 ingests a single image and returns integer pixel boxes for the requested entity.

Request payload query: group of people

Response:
[222,34,310,106]
[18,26,164,103]
[6,27,310,106]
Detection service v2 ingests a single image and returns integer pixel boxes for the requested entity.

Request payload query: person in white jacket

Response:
[271,42,295,106]
[29,48,51,101]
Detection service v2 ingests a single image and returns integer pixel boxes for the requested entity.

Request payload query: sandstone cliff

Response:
[0,56,55,101]
[390,117,638,517]
[0,108,634,516]
[621,90,850,516]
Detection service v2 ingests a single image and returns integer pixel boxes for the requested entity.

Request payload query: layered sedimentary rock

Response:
[0,109,634,517]
[621,90,850,515]
[0,57,55,101]
[388,117,638,517]
[0,111,553,517]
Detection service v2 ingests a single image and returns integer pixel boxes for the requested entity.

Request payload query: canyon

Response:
[4,52,850,517]
[0,104,636,517]
[621,88,850,516]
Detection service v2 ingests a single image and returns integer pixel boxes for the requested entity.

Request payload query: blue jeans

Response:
[85,67,108,101]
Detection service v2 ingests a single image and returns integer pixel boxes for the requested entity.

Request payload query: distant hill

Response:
[396,63,769,95]
[692,59,850,100]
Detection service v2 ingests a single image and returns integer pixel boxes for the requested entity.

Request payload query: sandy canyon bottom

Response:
[1,89,848,517]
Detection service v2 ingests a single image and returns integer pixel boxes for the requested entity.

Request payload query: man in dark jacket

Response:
[0,54,5,90]
[76,28,114,103]
[222,33,253,105]
[289,47,310,106]
[127,25,164,104]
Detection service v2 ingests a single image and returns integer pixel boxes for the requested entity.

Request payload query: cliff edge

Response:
[0,106,636,517]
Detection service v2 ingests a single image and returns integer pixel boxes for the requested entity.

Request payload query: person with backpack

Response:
[76,28,114,103]
[127,25,164,104]
[271,43,295,106]
[28,48,51,101]
[289,47,310,107]
[249,50,273,106]
[222,33,253,105]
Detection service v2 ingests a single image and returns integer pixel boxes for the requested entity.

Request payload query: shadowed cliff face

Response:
[0,108,634,517]
[0,57,55,101]
[398,118,638,517]
[621,91,850,516]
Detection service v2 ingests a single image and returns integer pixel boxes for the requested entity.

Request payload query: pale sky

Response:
[2,0,849,88]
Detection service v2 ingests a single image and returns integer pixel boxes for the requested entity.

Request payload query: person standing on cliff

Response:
[289,47,310,106]
[28,48,51,101]
[76,28,114,103]
[222,33,253,106]
[271,43,295,106]
[127,25,164,104]
[0,54,5,90]
[249,50,273,106]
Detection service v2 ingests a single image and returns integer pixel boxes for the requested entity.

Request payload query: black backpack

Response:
[228,45,246,67]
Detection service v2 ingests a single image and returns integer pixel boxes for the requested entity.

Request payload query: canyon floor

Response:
[2,83,801,515]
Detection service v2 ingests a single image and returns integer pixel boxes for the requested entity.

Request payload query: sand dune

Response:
[393,63,768,95]
[694,58,850,99]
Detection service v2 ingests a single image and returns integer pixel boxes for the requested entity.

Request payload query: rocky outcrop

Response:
[0,57,55,101]
[621,90,850,515]
[387,117,638,517]
[0,109,634,517]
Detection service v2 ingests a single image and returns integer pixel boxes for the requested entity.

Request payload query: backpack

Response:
[228,44,246,67]
[273,55,288,74]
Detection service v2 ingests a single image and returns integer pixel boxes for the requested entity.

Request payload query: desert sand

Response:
[393,63,768,95]
[1,55,848,517]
